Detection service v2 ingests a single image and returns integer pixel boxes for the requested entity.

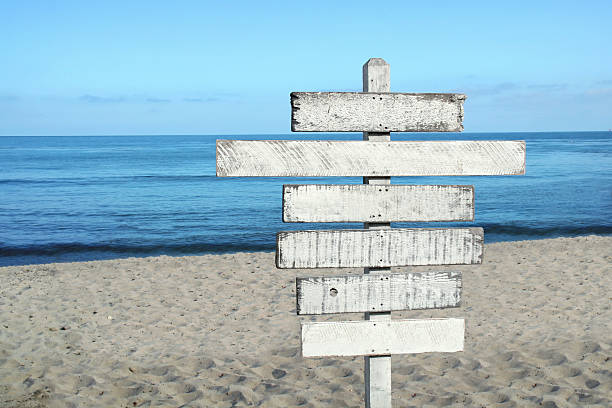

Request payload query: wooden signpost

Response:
[216,58,525,407]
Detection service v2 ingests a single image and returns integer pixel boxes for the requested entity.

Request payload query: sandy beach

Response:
[0,235,610,407]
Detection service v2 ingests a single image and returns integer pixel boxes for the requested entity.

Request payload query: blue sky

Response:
[1,1,611,135]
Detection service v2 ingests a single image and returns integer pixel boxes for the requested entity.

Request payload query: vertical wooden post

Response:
[363,58,392,408]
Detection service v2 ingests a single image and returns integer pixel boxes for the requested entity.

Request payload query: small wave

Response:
[0,174,218,185]
[0,241,274,259]
[2,224,610,267]
[481,223,612,238]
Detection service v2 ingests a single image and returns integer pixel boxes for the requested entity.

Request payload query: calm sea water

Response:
[1,132,611,267]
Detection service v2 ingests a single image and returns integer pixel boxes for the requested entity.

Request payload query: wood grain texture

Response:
[290,92,466,132]
[301,318,465,357]
[296,271,462,315]
[363,57,390,93]
[362,58,392,408]
[276,228,484,268]
[283,184,474,223]
[216,140,526,177]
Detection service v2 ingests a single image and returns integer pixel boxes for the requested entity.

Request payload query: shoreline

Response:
[1,235,610,407]
[2,232,612,269]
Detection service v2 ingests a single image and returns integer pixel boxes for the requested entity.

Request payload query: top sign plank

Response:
[291,92,466,132]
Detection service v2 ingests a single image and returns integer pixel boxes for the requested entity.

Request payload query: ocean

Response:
[1,132,610,267]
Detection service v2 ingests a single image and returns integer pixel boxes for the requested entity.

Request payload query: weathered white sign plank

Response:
[283,184,474,222]
[276,228,483,268]
[296,271,462,315]
[291,92,466,132]
[301,318,465,357]
[216,140,526,177]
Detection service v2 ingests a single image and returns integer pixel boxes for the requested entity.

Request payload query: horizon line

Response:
[1,130,610,137]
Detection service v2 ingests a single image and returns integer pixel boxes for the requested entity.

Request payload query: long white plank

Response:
[276,228,483,269]
[301,318,465,357]
[291,92,465,132]
[296,271,462,315]
[216,140,525,177]
[283,184,474,222]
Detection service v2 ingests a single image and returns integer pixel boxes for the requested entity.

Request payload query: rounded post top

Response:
[362,58,390,93]
[363,58,389,68]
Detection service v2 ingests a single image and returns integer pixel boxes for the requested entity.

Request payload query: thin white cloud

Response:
[182,93,241,103]
[594,79,612,86]
[146,97,171,103]
[183,97,220,103]
[0,95,19,102]
[451,82,519,96]
[80,94,126,103]
[526,83,567,91]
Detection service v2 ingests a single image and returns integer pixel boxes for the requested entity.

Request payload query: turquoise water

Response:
[1,132,610,266]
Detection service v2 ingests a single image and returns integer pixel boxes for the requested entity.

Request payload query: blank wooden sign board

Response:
[216,58,525,407]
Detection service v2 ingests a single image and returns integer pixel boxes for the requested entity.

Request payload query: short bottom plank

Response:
[301,318,464,358]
